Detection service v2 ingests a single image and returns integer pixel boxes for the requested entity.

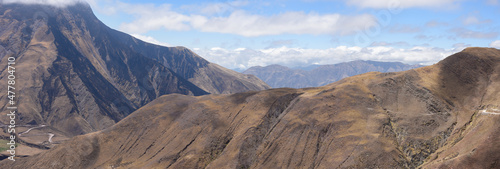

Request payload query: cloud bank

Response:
[108,2,377,37]
[191,12,376,37]
[193,46,464,69]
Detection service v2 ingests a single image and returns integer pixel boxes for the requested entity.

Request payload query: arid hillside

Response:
[2,47,499,168]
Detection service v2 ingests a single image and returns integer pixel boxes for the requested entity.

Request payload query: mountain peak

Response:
[461,47,500,58]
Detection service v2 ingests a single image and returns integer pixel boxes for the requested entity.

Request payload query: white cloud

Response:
[370,41,409,46]
[130,34,171,47]
[487,0,498,5]
[389,24,421,33]
[345,0,461,9]
[117,3,193,33]
[490,40,500,49]
[462,16,491,25]
[266,39,295,48]
[194,11,376,37]
[1,0,85,7]
[425,21,448,27]
[452,43,471,48]
[111,2,377,37]
[451,28,498,39]
[462,16,480,25]
[182,0,249,15]
[193,46,463,69]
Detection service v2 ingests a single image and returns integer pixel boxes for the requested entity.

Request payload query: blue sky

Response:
[5,0,500,69]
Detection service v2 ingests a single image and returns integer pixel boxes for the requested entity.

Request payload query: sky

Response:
[4,0,500,69]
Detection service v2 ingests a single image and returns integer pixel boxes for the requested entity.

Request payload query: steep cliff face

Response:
[4,47,499,168]
[108,24,270,94]
[0,3,208,137]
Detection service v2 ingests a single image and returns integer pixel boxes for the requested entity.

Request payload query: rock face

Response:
[243,61,421,88]
[107,22,270,94]
[0,3,267,137]
[4,47,500,168]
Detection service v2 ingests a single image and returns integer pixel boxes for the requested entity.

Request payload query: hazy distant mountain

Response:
[0,3,268,138]
[7,48,500,168]
[243,60,422,88]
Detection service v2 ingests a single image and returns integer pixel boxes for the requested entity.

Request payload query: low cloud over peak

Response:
[1,0,86,7]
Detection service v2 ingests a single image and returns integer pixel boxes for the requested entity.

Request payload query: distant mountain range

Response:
[243,60,422,88]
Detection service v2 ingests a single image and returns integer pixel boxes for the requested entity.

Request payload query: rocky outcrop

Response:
[3,47,500,168]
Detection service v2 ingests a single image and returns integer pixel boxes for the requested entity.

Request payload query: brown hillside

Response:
[2,48,499,168]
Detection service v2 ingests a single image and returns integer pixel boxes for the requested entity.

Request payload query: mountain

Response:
[0,3,206,137]
[108,31,269,94]
[4,47,499,168]
[243,60,422,88]
[0,2,267,140]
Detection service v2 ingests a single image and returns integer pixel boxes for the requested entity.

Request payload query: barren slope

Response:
[2,47,499,168]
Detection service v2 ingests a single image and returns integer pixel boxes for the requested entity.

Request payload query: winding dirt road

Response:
[48,133,54,143]
[480,109,500,115]
[18,125,46,136]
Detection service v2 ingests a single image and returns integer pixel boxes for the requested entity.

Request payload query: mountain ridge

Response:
[107,23,270,94]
